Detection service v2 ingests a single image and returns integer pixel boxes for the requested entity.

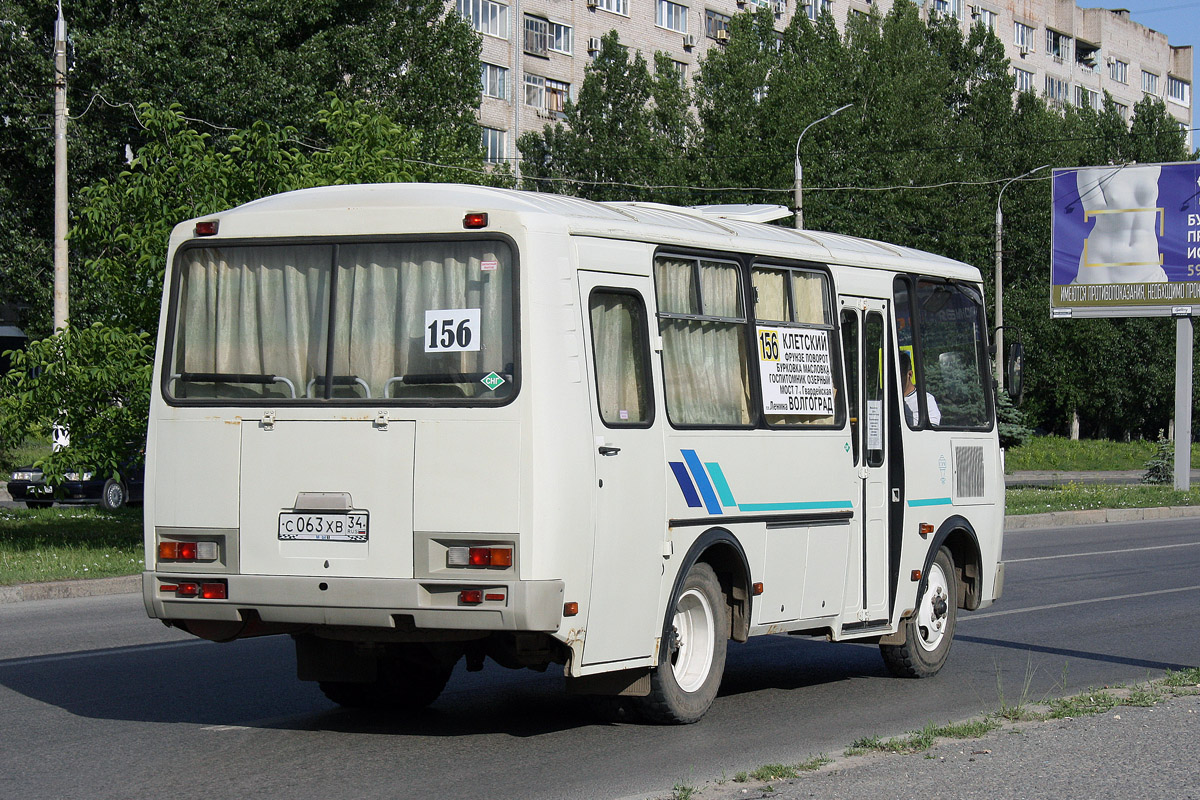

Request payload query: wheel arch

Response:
[923,515,983,611]
[666,528,752,643]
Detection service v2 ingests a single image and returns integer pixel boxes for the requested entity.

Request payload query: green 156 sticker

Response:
[425,309,482,353]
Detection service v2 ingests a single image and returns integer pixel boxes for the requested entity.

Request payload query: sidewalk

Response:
[679,692,1200,800]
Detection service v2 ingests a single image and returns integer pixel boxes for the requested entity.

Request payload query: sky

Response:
[1076,0,1199,78]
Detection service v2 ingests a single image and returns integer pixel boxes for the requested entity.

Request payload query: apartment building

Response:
[455,0,1193,167]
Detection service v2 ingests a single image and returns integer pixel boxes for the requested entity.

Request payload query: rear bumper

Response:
[143,572,565,633]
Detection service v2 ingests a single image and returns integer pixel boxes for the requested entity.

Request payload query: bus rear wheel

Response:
[319,644,454,711]
[636,562,727,724]
[881,546,957,678]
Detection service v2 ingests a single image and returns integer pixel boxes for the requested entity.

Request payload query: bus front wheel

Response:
[637,561,728,724]
[881,546,957,678]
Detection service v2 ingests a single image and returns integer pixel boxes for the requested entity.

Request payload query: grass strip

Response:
[1006,484,1200,515]
[0,506,143,585]
[1005,436,1200,472]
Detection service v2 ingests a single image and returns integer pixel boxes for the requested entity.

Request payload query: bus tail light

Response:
[447,546,513,568]
[459,590,484,604]
[160,580,227,599]
[463,212,488,229]
[159,540,219,562]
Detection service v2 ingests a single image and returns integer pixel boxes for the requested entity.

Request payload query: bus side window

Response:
[588,290,654,427]
[752,265,843,428]
[654,255,752,427]
[840,309,859,465]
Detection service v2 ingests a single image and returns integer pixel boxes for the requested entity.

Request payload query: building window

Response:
[482,127,506,164]
[1046,29,1071,62]
[1013,21,1034,50]
[593,0,629,15]
[1109,59,1128,84]
[546,79,570,114]
[976,8,997,30]
[457,0,509,39]
[1013,67,1034,93]
[549,21,572,54]
[524,74,545,108]
[705,9,731,39]
[1075,85,1100,110]
[524,75,570,116]
[805,0,832,19]
[1045,75,1068,107]
[1114,102,1129,121]
[1142,70,1159,95]
[1168,76,1191,107]
[481,62,508,100]
[524,15,549,56]
[932,0,963,19]
[657,0,688,32]
[670,59,687,86]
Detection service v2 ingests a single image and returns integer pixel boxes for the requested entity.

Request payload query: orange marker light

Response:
[911,570,922,582]
[918,523,934,538]
[489,548,513,567]
[752,582,764,596]
[563,602,579,617]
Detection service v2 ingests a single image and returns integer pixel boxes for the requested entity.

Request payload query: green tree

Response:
[0,323,153,483]
[0,0,484,338]
[518,31,696,204]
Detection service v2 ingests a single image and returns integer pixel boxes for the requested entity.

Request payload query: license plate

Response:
[278,512,369,542]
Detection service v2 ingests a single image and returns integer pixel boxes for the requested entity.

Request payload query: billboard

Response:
[1051,161,1200,318]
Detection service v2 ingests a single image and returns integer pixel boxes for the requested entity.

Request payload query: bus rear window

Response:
[165,240,516,403]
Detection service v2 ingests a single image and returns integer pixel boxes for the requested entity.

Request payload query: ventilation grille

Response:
[955,445,985,498]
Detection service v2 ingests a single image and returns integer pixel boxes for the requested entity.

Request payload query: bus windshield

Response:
[164,239,516,403]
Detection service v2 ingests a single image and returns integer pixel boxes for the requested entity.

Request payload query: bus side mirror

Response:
[1006,341,1024,406]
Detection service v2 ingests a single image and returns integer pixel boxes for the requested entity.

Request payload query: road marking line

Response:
[1006,541,1200,563]
[964,584,1200,621]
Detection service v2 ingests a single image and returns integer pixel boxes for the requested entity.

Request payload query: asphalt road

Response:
[1,518,1199,800]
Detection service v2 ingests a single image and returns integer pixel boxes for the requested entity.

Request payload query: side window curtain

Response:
[752,265,843,427]
[913,280,992,430]
[654,255,752,426]
[588,290,653,426]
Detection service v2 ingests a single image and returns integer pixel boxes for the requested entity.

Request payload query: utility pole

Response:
[793,103,852,230]
[993,164,1049,389]
[52,2,69,331]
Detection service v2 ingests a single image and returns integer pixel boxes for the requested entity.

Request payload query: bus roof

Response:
[183,183,980,280]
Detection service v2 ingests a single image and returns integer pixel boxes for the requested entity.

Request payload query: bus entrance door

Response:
[577,271,666,666]
[840,298,892,627]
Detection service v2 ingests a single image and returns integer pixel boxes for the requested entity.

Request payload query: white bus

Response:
[143,184,1006,723]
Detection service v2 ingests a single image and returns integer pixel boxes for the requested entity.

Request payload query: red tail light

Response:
[459,590,484,604]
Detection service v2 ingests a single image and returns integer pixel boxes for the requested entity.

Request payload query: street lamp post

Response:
[794,103,853,230]
[994,164,1050,389]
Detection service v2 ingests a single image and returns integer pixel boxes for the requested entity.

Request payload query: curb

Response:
[1004,504,1200,529]
[0,575,141,604]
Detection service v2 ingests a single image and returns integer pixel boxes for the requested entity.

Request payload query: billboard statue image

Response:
[1051,161,1200,317]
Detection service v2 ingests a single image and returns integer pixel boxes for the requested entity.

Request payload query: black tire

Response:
[100,479,127,510]
[635,562,728,724]
[319,645,454,711]
[24,501,52,509]
[881,546,957,678]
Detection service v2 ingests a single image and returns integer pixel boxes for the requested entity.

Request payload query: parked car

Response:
[6,459,144,510]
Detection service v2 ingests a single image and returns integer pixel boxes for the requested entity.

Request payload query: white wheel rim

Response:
[670,587,715,693]
[916,562,950,652]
